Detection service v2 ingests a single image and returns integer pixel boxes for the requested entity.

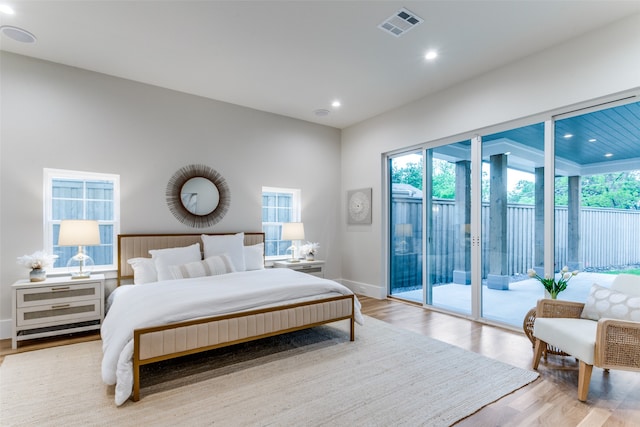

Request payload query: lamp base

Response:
[287,258,300,263]
[70,271,91,279]
[67,252,95,279]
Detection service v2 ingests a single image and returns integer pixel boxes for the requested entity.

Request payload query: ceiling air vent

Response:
[378,8,423,38]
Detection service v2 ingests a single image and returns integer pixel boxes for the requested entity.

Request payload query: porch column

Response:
[567,175,583,271]
[487,153,509,290]
[453,160,471,285]
[533,167,544,276]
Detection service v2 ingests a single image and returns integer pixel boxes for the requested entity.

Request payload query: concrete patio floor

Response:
[393,272,618,328]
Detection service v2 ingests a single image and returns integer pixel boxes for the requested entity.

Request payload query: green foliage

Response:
[601,268,640,276]
[580,172,640,209]
[392,161,639,210]
[508,180,535,204]
[391,161,423,190]
[431,159,455,199]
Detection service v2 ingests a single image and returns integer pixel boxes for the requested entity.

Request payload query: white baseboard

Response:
[338,279,386,299]
[0,318,11,340]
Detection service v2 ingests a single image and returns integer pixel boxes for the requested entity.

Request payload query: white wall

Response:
[340,14,640,297]
[0,52,342,338]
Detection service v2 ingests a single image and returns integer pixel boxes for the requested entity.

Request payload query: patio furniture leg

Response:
[578,361,593,402]
[533,338,545,370]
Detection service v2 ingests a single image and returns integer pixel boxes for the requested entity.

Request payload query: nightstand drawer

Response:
[16,299,102,327]
[273,260,325,278]
[296,266,323,274]
[16,282,101,308]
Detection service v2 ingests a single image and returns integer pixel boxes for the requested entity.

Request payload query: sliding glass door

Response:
[387,99,640,328]
[389,152,423,301]
[480,123,545,324]
[390,141,472,317]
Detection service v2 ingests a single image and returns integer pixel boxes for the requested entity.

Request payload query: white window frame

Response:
[262,186,301,260]
[44,168,120,272]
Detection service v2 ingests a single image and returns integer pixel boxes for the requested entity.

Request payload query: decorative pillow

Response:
[127,257,157,284]
[244,243,264,271]
[168,254,236,279]
[149,243,202,282]
[581,283,640,322]
[201,233,246,272]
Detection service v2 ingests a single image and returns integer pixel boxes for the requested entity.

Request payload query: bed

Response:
[102,232,362,405]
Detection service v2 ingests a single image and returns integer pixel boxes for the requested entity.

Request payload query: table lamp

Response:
[281,222,305,262]
[395,223,413,253]
[58,219,101,278]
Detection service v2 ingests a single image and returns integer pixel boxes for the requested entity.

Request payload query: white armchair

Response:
[532,274,640,401]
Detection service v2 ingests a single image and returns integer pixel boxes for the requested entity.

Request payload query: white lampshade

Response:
[281,222,305,241]
[395,223,413,237]
[58,220,101,246]
[58,220,100,279]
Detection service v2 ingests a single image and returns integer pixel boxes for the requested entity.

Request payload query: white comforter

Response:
[101,268,363,405]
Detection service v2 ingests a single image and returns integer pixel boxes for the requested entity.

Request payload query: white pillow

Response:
[149,243,201,282]
[201,233,246,271]
[168,254,236,279]
[581,283,640,322]
[244,243,264,271]
[126,257,157,284]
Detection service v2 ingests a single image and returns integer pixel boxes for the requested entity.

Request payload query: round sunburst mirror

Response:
[166,164,230,228]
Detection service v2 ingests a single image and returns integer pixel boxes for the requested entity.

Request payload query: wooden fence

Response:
[391,198,640,285]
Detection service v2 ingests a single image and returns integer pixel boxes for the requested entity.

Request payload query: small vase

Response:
[30,268,46,282]
[306,254,315,261]
[545,289,559,299]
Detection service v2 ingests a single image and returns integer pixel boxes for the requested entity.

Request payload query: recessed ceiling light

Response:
[563,133,573,139]
[331,100,341,108]
[0,25,37,43]
[604,153,613,157]
[588,138,597,142]
[425,50,438,60]
[0,4,15,15]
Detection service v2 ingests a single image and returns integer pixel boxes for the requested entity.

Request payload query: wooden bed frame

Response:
[117,233,356,402]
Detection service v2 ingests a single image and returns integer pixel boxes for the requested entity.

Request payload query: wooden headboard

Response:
[117,232,265,285]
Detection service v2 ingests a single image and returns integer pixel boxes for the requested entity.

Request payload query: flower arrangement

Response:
[300,242,320,259]
[17,251,58,270]
[527,266,579,299]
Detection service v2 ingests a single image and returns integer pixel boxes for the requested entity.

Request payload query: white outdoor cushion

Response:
[610,273,640,296]
[581,283,640,322]
[534,317,598,365]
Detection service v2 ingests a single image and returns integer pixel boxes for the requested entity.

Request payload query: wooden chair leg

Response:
[577,361,593,402]
[533,339,545,370]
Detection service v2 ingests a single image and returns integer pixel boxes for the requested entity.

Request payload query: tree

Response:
[508,180,535,204]
[556,172,640,209]
[391,161,422,190]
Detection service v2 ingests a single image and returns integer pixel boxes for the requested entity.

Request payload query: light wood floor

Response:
[1,296,638,426]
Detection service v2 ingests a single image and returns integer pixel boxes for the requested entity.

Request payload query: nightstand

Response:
[11,274,105,349]
[273,260,325,278]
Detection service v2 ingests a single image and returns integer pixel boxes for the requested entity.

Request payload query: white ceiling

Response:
[1,1,639,129]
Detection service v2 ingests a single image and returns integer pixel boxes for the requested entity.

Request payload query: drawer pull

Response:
[51,287,71,291]
[51,304,71,309]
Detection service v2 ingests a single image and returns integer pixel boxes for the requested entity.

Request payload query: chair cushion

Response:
[611,273,640,297]
[581,283,640,322]
[534,318,598,364]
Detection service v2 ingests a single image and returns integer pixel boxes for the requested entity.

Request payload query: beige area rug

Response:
[0,316,538,427]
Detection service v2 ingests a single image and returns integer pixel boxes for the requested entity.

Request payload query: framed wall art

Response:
[347,188,372,225]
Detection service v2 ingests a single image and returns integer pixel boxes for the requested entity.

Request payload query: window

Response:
[44,169,120,271]
[262,187,301,258]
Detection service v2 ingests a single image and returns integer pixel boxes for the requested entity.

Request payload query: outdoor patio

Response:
[393,272,618,327]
